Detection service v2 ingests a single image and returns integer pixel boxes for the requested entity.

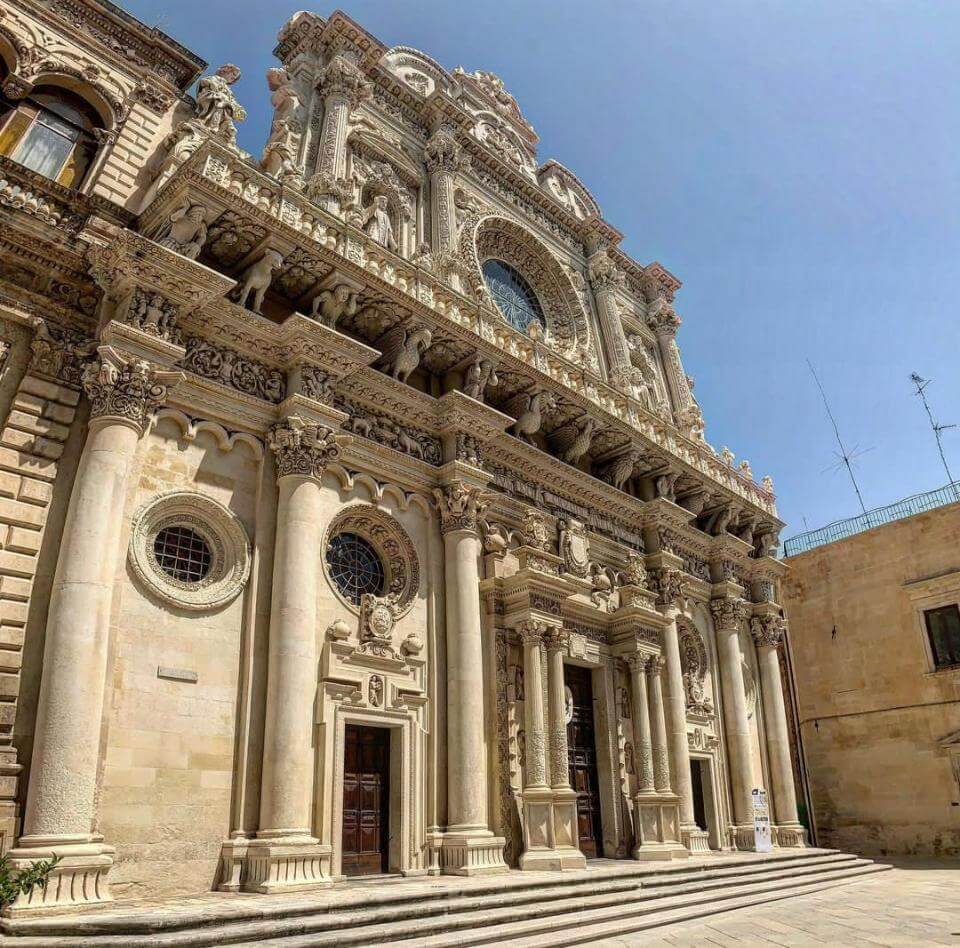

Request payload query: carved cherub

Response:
[236,249,284,313]
[505,390,555,443]
[373,324,432,383]
[463,356,499,402]
[154,204,207,260]
[310,283,358,328]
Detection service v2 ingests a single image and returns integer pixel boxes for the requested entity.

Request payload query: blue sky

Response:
[125,0,960,537]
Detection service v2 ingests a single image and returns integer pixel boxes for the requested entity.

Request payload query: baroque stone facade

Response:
[0,0,805,915]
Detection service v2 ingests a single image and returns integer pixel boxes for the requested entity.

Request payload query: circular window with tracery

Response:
[482,258,545,333]
[322,505,419,615]
[129,491,251,612]
[326,532,386,605]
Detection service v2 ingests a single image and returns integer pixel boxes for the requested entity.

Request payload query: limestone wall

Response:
[782,503,960,856]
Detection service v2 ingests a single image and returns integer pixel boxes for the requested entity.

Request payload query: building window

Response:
[482,258,545,333]
[326,532,386,605]
[924,605,960,669]
[153,526,213,583]
[0,87,101,187]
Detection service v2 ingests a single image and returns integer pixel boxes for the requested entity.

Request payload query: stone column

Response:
[424,124,465,254]
[310,54,371,209]
[711,596,757,849]
[246,417,340,892]
[9,350,181,911]
[434,481,506,874]
[520,623,548,791]
[751,614,807,847]
[647,656,672,793]
[587,248,634,392]
[627,655,655,793]
[653,568,704,850]
[543,628,586,869]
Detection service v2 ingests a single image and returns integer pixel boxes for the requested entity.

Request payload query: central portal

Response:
[565,664,604,858]
[341,724,390,876]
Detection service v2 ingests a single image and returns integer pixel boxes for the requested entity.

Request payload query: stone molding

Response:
[127,490,252,612]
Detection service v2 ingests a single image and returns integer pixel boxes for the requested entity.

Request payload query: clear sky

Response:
[124,0,960,538]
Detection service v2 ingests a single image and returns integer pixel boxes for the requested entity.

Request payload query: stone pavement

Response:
[586,859,960,947]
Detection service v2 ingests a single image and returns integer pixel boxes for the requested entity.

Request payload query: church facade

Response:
[0,0,805,912]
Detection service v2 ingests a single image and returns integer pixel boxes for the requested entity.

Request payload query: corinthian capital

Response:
[587,249,625,293]
[710,595,751,632]
[750,614,786,649]
[652,567,685,609]
[517,618,550,645]
[268,415,340,479]
[433,480,489,534]
[318,54,372,110]
[81,351,182,434]
[424,127,468,175]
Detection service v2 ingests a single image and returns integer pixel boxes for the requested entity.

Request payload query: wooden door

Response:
[565,664,604,858]
[341,724,390,876]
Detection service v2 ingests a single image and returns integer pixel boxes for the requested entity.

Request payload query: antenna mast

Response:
[910,373,959,501]
[807,360,868,516]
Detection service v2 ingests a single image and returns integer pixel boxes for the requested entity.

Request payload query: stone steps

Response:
[0,850,890,947]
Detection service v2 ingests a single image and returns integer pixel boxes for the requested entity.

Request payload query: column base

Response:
[775,823,808,848]
[440,831,508,875]
[217,836,249,892]
[731,823,759,851]
[681,823,711,854]
[633,795,688,861]
[4,837,114,915]
[243,835,332,893]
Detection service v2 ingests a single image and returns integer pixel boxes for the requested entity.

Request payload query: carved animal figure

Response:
[237,249,284,313]
[479,519,509,555]
[154,204,207,260]
[374,324,432,383]
[463,357,498,402]
[395,428,423,459]
[310,284,358,327]
[655,470,680,501]
[598,450,639,491]
[505,390,555,443]
[550,414,596,465]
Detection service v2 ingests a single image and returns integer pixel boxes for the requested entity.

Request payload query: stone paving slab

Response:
[585,859,960,947]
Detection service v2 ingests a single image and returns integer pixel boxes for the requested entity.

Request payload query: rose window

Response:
[326,532,386,605]
[481,259,545,333]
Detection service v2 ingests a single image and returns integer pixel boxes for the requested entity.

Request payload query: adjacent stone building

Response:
[782,487,960,857]
[0,0,805,913]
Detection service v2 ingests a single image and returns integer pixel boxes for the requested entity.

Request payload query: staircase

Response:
[0,849,890,947]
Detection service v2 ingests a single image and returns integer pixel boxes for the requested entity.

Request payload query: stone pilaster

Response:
[751,612,807,848]
[434,481,507,874]
[245,417,339,892]
[7,349,182,913]
[309,54,371,210]
[711,594,757,850]
[587,248,633,392]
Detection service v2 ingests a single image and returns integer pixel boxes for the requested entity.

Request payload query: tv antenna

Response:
[807,360,869,516]
[910,373,959,501]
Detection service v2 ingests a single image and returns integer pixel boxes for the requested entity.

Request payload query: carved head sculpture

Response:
[216,63,242,84]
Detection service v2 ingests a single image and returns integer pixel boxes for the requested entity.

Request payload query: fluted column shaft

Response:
[647,657,672,793]
[628,656,655,793]
[520,626,548,790]
[754,626,800,828]
[714,602,755,828]
[545,632,571,790]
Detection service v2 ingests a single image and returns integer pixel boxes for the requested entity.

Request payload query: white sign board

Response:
[752,787,773,852]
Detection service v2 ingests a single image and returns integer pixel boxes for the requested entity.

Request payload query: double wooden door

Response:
[565,664,604,858]
[341,724,390,876]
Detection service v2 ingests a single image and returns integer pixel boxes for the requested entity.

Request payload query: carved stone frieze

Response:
[181,338,285,404]
[30,322,95,386]
[126,289,181,344]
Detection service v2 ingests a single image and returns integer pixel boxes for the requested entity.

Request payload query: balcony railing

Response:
[782,481,960,556]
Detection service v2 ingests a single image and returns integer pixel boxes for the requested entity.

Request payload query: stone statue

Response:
[261,118,299,181]
[505,390,555,443]
[373,324,432,383]
[196,64,246,145]
[310,284,358,328]
[549,414,596,465]
[266,66,300,126]
[463,356,498,402]
[153,204,207,260]
[479,518,509,555]
[236,249,284,313]
[361,195,397,250]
